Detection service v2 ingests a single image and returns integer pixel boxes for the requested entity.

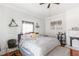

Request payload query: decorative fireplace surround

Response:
[69,31,79,48]
[69,36,79,56]
[70,37,79,46]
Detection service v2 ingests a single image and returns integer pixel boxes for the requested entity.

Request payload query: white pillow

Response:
[21,33,32,40]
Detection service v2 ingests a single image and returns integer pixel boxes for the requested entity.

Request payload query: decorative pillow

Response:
[31,32,37,39]
[21,32,39,40]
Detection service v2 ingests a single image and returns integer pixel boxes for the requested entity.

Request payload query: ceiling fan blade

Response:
[47,3,50,8]
[40,3,45,5]
[53,3,60,5]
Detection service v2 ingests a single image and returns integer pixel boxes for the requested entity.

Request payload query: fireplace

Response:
[70,37,79,47]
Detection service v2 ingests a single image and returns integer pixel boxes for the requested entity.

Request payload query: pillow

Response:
[21,32,39,40]
[31,32,37,39]
[21,33,32,40]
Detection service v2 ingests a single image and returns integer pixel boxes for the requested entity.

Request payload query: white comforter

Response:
[19,36,60,56]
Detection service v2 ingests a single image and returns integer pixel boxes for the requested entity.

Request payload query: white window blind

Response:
[22,21,34,34]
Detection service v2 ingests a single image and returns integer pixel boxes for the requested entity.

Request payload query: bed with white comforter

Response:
[19,35,60,56]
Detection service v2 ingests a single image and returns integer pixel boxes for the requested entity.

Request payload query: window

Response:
[22,21,34,34]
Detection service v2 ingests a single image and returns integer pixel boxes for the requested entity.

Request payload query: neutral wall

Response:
[0,5,44,55]
[45,7,79,46]
[1,4,79,55]
[45,13,66,37]
[66,7,79,46]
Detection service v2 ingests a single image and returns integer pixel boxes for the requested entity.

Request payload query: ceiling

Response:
[0,3,79,19]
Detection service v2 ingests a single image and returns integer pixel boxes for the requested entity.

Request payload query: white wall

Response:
[66,7,79,45]
[1,4,79,55]
[45,7,79,46]
[0,5,44,55]
[45,13,66,37]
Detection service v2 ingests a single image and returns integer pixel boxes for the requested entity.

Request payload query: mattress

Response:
[19,35,60,56]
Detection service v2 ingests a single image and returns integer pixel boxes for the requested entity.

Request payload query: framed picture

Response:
[50,21,56,29]
[50,20,62,30]
[57,20,62,25]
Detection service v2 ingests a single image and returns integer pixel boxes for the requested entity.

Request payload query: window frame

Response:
[22,21,34,34]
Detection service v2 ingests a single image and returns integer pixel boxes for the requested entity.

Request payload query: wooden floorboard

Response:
[3,50,22,56]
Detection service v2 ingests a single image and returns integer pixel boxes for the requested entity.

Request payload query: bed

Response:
[18,34,60,56]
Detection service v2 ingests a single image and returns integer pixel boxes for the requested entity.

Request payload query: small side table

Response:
[6,47,18,55]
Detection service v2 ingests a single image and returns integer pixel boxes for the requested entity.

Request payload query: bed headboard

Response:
[18,34,23,43]
[18,32,39,43]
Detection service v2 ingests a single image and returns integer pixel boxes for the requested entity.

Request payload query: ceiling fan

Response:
[40,3,60,8]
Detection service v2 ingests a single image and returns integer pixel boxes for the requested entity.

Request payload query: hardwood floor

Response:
[3,50,22,56]
[3,46,69,56]
[47,46,69,56]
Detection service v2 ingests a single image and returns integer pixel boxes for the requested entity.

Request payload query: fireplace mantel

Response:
[70,37,79,46]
